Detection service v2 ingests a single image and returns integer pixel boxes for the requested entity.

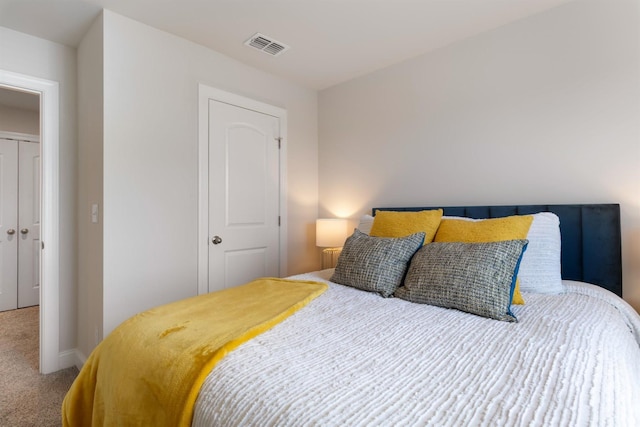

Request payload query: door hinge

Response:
[275,137,282,149]
[278,216,281,226]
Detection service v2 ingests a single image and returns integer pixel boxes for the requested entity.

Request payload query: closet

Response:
[0,137,40,312]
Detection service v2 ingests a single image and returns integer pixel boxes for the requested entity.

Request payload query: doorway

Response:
[0,70,60,374]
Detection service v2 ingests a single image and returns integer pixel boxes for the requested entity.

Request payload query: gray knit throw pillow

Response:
[396,240,528,321]
[331,229,425,297]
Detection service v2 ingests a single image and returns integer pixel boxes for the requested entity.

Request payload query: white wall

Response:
[93,11,318,337]
[0,104,39,135]
[77,14,104,357]
[319,1,640,311]
[0,27,78,351]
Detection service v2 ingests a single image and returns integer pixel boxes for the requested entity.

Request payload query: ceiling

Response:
[0,0,575,90]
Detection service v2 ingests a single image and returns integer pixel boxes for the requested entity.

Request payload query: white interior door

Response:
[0,138,18,311]
[208,100,280,291]
[18,141,40,308]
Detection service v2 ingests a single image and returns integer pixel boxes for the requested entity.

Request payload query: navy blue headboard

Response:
[372,204,622,296]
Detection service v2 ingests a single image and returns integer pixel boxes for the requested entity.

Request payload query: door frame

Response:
[197,84,287,295]
[0,70,60,374]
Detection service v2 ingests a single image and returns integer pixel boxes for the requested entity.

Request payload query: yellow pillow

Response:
[370,209,443,244]
[434,215,533,305]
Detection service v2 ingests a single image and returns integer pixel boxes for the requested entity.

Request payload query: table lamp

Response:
[316,218,348,269]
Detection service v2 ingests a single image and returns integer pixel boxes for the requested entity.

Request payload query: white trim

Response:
[58,349,79,369]
[0,70,60,374]
[74,349,88,370]
[0,131,40,143]
[197,85,288,295]
[58,348,87,371]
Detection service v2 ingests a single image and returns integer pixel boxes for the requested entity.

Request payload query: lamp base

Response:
[322,248,342,269]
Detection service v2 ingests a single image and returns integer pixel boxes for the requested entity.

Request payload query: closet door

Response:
[0,139,18,312]
[17,142,40,308]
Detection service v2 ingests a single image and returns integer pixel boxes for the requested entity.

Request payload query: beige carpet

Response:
[0,306,78,426]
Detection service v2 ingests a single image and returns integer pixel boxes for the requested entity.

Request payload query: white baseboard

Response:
[58,348,87,371]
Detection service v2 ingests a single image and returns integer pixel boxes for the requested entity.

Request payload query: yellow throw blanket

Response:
[62,278,327,427]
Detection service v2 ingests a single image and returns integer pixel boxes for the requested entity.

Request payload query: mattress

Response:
[192,270,640,427]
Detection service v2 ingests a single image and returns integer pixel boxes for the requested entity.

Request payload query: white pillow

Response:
[357,214,374,235]
[517,212,563,294]
[442,212,564,294]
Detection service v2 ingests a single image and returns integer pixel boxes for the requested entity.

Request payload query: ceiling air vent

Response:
[245,33,290,57]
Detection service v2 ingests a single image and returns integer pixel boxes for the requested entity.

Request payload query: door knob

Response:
[20,228,29,234]
[6,229,15,235]
[211,236,223,245]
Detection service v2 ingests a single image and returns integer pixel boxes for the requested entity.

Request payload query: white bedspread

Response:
[192,271,640,427]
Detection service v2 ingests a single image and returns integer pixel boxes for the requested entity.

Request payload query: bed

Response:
[64,204,640,427]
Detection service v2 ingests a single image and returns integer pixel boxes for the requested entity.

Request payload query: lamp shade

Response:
[316,218,348,247]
